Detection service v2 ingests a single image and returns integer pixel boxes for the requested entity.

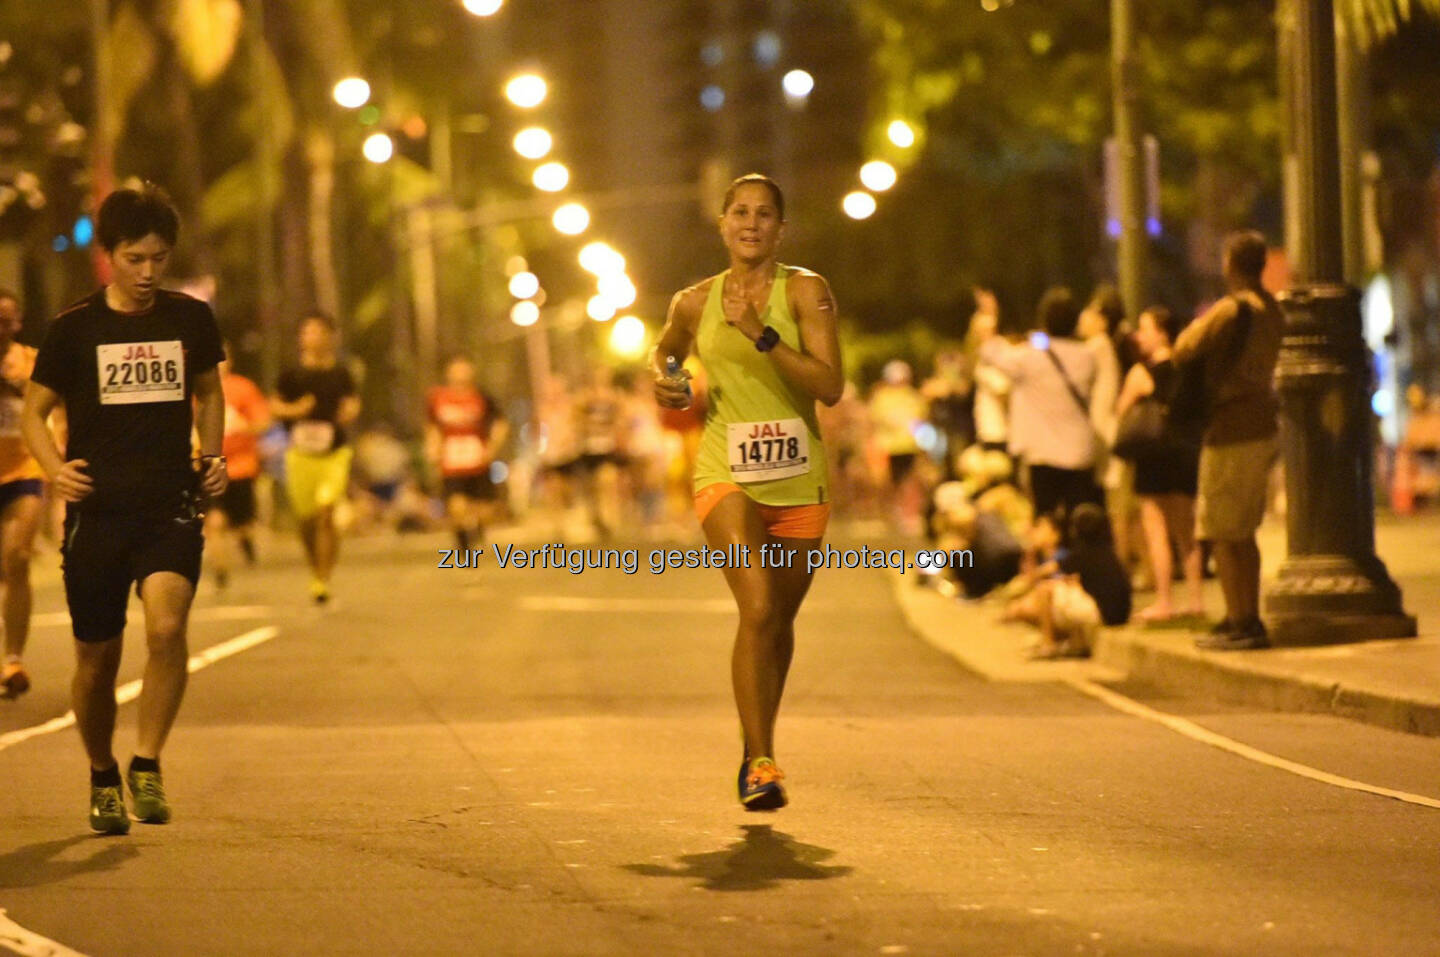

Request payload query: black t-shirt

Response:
[277,364,357,453]
[1059,542,1132,626]
[955,511,1023,599]
[32,289,224,513]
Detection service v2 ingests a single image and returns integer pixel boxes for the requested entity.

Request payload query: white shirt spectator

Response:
[981,336,1097,470]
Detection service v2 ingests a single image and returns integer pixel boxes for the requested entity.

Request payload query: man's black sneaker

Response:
[1196,617,1269,651]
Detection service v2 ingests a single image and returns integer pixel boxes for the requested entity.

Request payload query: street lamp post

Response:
[1109,0,1147,319]
[1264,0,1414,644]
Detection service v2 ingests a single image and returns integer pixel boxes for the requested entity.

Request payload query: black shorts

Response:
[62,503,205,642]
[442,473,499,501]
[217,477,257,526]
[0,478,43,512]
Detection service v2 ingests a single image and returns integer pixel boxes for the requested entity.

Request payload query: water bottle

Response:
[665,355,693,409]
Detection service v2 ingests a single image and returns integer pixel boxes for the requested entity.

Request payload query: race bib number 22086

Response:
[97,341,185,405]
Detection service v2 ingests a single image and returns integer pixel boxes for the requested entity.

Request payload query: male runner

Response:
[273,314,358,604]
[425,355,507,552]
[205,341,270,589]
[0,288,46,698]
[21,185,228,834]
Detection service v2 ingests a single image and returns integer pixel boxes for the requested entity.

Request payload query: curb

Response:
[1091,628,1440,737]
[893,572,1440,738]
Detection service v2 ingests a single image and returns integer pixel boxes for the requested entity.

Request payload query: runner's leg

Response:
[134,571,195,759]
[1,493,42,661]
[73,636,123,769]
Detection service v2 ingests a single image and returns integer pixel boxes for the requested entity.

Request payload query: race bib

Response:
[441,434,485,472]
[727,418,810,483]
[291,420,336,454]
[0,396,20,437]
[96,341,184,405]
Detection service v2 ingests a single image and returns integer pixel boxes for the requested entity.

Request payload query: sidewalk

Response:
[895,512,1440,737]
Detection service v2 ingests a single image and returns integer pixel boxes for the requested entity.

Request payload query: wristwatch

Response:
[755,325,781,353]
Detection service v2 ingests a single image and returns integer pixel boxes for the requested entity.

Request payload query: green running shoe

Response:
[127,767,172,824]
[89,783,131,835]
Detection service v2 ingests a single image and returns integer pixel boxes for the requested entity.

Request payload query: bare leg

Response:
[204,508,231,583]
[702,492,818,762]
[1160,494,1203,615]
[73,636,123,770]
[1,494,43,660]
[304,506,338,583]
[1137,496,1173,618]
[134,572,195,760]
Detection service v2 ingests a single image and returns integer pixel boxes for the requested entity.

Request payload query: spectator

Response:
[1080,284,1134,569]
[1003,504,1131,659]
[1173,230,1283,650]
[869,360,929,532]
[1116,306,1203,620]
[966,291,1010,453]
[981,287,1101,517]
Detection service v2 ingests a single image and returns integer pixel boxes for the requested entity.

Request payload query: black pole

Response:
[1265,0,1414,644]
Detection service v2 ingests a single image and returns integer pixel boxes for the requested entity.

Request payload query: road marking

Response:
[1067,678,1440,810]
[0,909,88,957]
[31,606,274,629]
[517,596,735,613]
[0,626,279,755]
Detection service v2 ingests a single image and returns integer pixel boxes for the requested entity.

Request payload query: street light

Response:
[597,273,637,309]
[505,73,548,109]
[508,271,540,299]
[587,295,616,321]
[887,120,916,148]
[362,132,394,164]
[579,241,625,277]
[510,300,540,326]
[532,161,569,192]
[782,69,814,97]
[610,315,647,357]
[552,202,590,235]
[842,191,877,220]
[461,0,503,15]
[513,126,552,160]
[860,160,898,192]
[333,77,371,109]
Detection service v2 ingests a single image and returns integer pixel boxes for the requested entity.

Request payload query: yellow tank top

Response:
[693,265,828,505]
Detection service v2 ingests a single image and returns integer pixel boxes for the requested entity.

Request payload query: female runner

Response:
[653,174,843,810]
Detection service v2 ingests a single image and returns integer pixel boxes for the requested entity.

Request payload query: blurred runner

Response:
[0,288,45,698]
[576,365,626,538]
[273,314,359,604]
[204,342,269,590]
[653,173,843,811]
[426,355,507,551]
[22,185,228,833]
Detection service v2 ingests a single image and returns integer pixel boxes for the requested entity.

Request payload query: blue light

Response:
[1146,216,1162,237]
[490,460,509,484]
[1372,388,1394,418]
[1028,331,1050,350]
[52,235,70,253]
[1105,218,1121,239]
[700,85,726,112]
[753,31,782,67]
[73,214,94,248]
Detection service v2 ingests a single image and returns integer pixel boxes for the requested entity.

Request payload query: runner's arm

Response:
[270,393,316,419]
[20,380,92,501]
[194,367,230,495]
[652,286,704,409]
[771,272,843,406]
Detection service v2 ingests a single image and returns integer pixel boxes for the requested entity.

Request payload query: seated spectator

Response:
[1002,504,1131,659]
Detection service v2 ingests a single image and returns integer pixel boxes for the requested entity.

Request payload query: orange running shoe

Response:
[740,757,787,811]
[1,661,29,699]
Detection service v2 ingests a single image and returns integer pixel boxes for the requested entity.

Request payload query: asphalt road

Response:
[2,529,1438,956]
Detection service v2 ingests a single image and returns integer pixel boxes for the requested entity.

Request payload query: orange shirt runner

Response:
[0,342,43,484]
[222,371,269,481]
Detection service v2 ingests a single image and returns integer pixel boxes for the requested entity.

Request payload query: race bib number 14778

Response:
[97,341,185,405]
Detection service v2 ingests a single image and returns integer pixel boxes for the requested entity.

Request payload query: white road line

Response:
[31,606,274,629]
[517,596,735,613]
[0,626,279,755]
[1067,678,1440,810]
[0,909,88,957]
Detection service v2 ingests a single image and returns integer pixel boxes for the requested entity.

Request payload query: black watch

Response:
[754,325,781,353]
